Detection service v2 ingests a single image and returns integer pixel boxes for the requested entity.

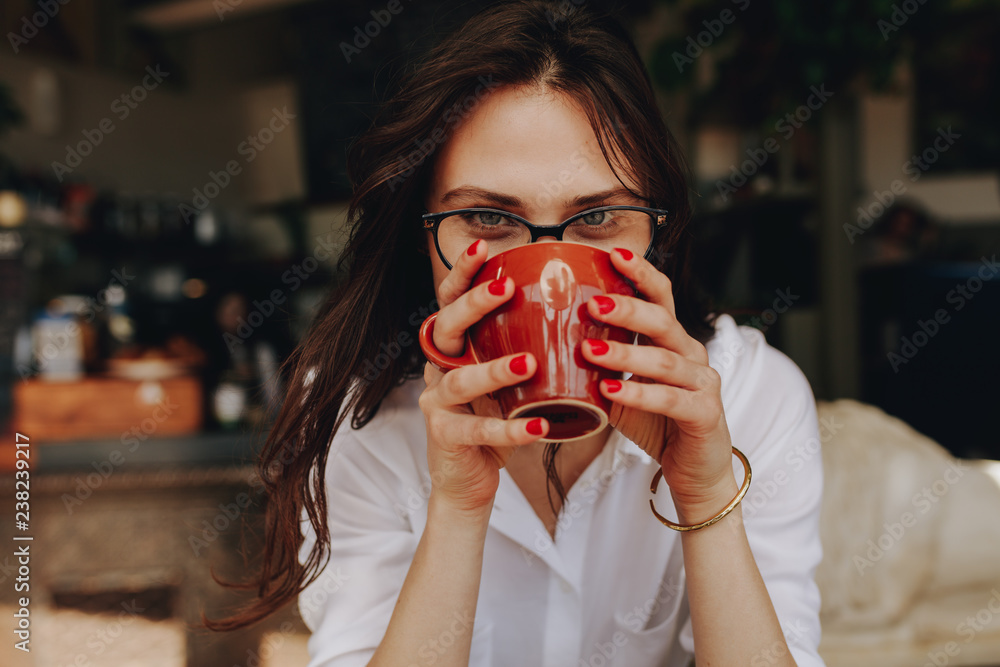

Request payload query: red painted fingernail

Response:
[467,240,480,256]
[526,418,544,436]
[592,295,615,314]
[587,339,609,355]
[604,379,622,393]
[614,247,634,261]
[488,278,506,296]
[509,354,528,375]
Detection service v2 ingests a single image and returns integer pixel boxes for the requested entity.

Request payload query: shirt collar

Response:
[493,427,654,514]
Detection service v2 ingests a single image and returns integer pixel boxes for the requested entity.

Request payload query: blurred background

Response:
[0,0,998,665]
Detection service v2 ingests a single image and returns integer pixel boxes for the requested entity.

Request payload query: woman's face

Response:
[425,85,643,297]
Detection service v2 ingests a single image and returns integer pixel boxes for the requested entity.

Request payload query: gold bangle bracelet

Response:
[649,446,752,532]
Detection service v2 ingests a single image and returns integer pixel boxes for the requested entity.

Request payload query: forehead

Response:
[428,85,638,209]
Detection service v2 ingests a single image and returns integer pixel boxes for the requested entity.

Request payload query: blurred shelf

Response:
[29,429,263,474]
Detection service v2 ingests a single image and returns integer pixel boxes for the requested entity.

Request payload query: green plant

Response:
[649,0,999,132]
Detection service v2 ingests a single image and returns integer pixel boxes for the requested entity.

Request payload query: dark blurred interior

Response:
[0,0,998,665]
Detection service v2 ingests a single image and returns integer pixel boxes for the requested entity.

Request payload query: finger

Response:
[600,379,723,435]
[429,352,537,408]
[609,246,676,316]
[436,239,489,306]
[433,274,514,357]
[430,412,549,448]
[581,338,717,391]
[587,293,708,363]
[423,359,445,389]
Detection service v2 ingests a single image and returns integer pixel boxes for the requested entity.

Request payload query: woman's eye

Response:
[476,212,504,226]
[581,211,609,226]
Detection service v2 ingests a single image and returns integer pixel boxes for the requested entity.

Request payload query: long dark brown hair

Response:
[206,0,715,631]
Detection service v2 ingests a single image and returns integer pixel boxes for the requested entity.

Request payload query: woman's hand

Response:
[582,248,738,523]
[419,240,549,514]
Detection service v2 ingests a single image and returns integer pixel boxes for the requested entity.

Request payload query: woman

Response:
[210,2,825,665]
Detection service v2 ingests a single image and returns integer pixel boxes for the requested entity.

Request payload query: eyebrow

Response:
[570,187,647,208]
[440,185,647,210]
[441,186,523,209]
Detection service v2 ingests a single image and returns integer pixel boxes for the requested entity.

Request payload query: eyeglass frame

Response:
[421,204,670,270]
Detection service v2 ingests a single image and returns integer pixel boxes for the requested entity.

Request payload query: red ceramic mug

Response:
[419,243,636,442]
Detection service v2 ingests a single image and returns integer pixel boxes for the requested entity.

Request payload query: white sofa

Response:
[815,399,1000,666]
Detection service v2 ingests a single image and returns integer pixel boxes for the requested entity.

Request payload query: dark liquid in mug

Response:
[514,403,602,440]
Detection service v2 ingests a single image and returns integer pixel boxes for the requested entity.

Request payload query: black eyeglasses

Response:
[421,205,669,269]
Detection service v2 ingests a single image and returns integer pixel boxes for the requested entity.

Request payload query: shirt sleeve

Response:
[297,426,422,667]
[680,326,826,666]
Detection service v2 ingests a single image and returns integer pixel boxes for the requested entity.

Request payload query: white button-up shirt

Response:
[298,314,825,666]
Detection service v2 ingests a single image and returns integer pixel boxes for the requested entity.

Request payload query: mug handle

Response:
[418,313,477,371]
